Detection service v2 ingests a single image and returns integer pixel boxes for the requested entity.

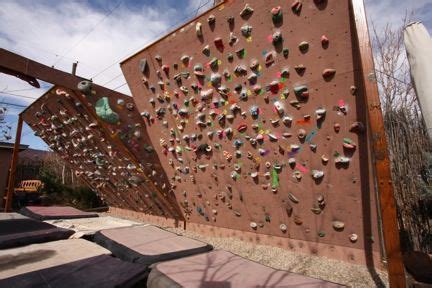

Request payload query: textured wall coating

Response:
[121,0,381,251]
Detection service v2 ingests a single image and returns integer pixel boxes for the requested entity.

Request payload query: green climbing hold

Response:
[271,168,279,187]
[95,97,119,124]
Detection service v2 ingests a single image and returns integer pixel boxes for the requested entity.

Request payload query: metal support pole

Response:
[4,115,23,212]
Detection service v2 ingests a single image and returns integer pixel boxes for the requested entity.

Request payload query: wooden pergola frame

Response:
[0,0,405,286]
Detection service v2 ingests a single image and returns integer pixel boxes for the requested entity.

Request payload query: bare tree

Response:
[0,106,12,141]
[372,14,432,253]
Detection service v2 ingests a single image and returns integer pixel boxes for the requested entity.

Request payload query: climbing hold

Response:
[229,32,238,45]
[298,41,309,52]
[274,101,284,114]
[233,139,244,148]
[209,57,219,69]
[279,223,287,232]
[237,124,247,133]
[291,0,302,14]
[95,97,119,124]
[315,108,326,119]
[138,59,149,74]
[227,53,234,62]
[272,31,283,45]
[349,234,358,243]
[253,85,262,94]
[214,37,224,50]
[288,158,296,167]
[154,55,162,63]
[271,119,280,126]
[281,68,289,78]
[288,192,299,203]
[247,73,257,83]
[202,45,210,56]
[117,99,125,106]
[241,25,253,37]
[310,143,317,151]
[321,155,329,163]
[321,35,329,47]
[298,129,306,139]
[264,51,275,66]
[322,68,336,79]
[126,102,134,110]
[268,134,278,141]
[227,16,234,24]
[283,47,289,58]
[208,15,216,25]
[349,121,365,133]
[77,80,93,96]
[311,207,322,215]
[200,89,214,101]
[180,55,190,64]
[294,64,306,75]
[318,231,326,238]
[332,221,345,231]
[234,65,247,76]
[240,3,254,18]
[250,221,258,229]
[196,22,202,37]
[312,170,324,179]
[283,116,293,125]
[294,216,303,225]
[350,85,357,95]
[193,64,205,77]
[294,85,309,98]
[210,73,222,86]
[335,156,350,164]
[343,138,356,149]
[250,59,259,70]
[162,64,169,74]
[271,6,282,23]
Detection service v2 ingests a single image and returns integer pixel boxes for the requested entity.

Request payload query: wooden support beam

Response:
[351,0,406,286]
[4,115,23,212]
[0,48,129,99]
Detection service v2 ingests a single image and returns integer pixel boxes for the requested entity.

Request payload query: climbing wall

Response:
[21,85,183,219]
[121,0,380,251]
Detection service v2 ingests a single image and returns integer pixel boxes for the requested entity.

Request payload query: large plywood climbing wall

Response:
[121,0,382,253]
[21,85,183,219]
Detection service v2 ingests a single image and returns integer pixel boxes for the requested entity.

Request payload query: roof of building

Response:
[0,141,29,151]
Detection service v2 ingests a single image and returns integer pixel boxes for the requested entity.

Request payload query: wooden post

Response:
[4,115,23,212]
[351,0,406,286]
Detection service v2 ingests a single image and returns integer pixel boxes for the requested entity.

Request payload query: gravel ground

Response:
[165,227,389,288]
[103,213,389,287]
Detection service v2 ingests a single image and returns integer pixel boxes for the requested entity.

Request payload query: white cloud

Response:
[0,0,213,148]
[365,0,432,33]
[0,0,213,98]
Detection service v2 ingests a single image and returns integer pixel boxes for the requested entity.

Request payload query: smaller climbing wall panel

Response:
[21,84,183,220]
[120,0,383,257]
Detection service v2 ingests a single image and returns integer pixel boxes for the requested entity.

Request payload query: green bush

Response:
[39,164,103,209]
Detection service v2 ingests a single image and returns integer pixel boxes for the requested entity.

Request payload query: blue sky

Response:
[1,0,431,150]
